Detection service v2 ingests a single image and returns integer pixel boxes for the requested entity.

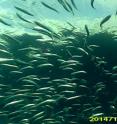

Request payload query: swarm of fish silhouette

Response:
[0,0,117,124]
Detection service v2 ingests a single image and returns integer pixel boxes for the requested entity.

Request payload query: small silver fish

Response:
[91,0,95,9]
[0,18,11,26]
[85,24,90,36]
[70,0,78,10]
[41,2,59,13]
[16,13,32,23]
[15,6,34,16]
[100,15,111,28]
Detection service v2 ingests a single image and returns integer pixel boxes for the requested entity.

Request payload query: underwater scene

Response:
[0,0,117,124]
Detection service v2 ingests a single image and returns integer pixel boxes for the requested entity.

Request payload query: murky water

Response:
[0,0,117,124]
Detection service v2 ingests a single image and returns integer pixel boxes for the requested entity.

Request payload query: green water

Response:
[0,0,117,124]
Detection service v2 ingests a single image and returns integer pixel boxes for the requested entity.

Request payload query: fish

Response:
[18,47,38,52]
[64,0,74,15]
[62,67,74,72]
[20,79,38,86]
[15,59,29,66]
[38,87,54,90]
[15,6,34,16]
[91,0,95,9]
[5,94,26,102]
[0,84,7,88]
[41,2,59,13]
[100,15,111,28]
[21,104,35,110]
[37,63,54,69]
[33,28,53,38]
[32,115,45,123]
[58,84,75,91]
[0,18,11,26]
[10,71,23,75]
[36,99,56,107]
[0,96,5,102]
[59,63,78,70]
[16,75,37,83]
[69,121,77,124]
[0,49,12,57]
[71,71,87,77]
[31,112,45,120]
[67,22,76,29]
[0,42,8,50]
[0,58,14,63]
[0,64,19,70]
[4,100,24,108]
[77,47,89,55]
[36,38,53,43]
[9,110,23,117]
[16,13,32,23]
[15,89,31,93]
[88,45,100,51]
[82,107,93,114]
[57,0,71,13]
[61,60,78,65]
[34,21,54,33]
[112,66,117,72]
[88,45,100,48]
[91,113,104,117]
[85,24,90,36]
[92,106,102,112]
[67,95,83,102]
[78,85,89,94]
[70,0,78,10]
[42,53,60,58]
[9,114,23,122]
[111,74,117,79]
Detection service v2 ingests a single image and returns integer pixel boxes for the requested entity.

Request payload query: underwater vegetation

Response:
[0,0,117,124]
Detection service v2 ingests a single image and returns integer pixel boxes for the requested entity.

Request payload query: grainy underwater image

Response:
[0,0,117,124]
